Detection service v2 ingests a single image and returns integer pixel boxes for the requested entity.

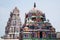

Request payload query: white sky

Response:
[0,0,60,37]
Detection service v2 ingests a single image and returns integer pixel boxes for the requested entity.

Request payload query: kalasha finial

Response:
[13,6,19,13]
[34,2,36,8]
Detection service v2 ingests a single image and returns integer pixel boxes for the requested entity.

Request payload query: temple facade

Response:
[20,3,56,40]
[3,7,22,39]
[1,3,57,40]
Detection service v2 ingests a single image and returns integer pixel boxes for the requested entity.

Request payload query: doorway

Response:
[40,31,42,38]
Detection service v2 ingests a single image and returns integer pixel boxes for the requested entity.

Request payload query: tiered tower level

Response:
[22,3,56,38]
[4,7,22,39]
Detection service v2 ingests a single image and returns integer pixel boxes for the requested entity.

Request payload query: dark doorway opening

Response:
[40,31,42,38]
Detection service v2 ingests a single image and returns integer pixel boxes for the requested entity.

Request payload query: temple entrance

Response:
[40,31,42,38]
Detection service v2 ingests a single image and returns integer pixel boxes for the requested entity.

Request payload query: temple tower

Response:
[5,7,22,39]
[22,3,56,39]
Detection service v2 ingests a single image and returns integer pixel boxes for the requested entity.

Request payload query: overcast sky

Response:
[0,0,60,37]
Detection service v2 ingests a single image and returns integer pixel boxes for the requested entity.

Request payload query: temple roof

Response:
[13,7,19,13]
[29,9,43,14]
[28,3,43,14]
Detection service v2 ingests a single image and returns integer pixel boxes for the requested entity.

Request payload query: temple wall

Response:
[57,32,60,38]
[4,39,19,40]
[0,38,19,40]
[0,38,4,40]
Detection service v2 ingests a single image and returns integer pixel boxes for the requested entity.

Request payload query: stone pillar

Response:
[37,31,40,38]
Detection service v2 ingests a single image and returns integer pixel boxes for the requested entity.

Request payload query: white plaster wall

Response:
[57,32,60,38]
[0,38,19,40]
[0,38,4,40]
